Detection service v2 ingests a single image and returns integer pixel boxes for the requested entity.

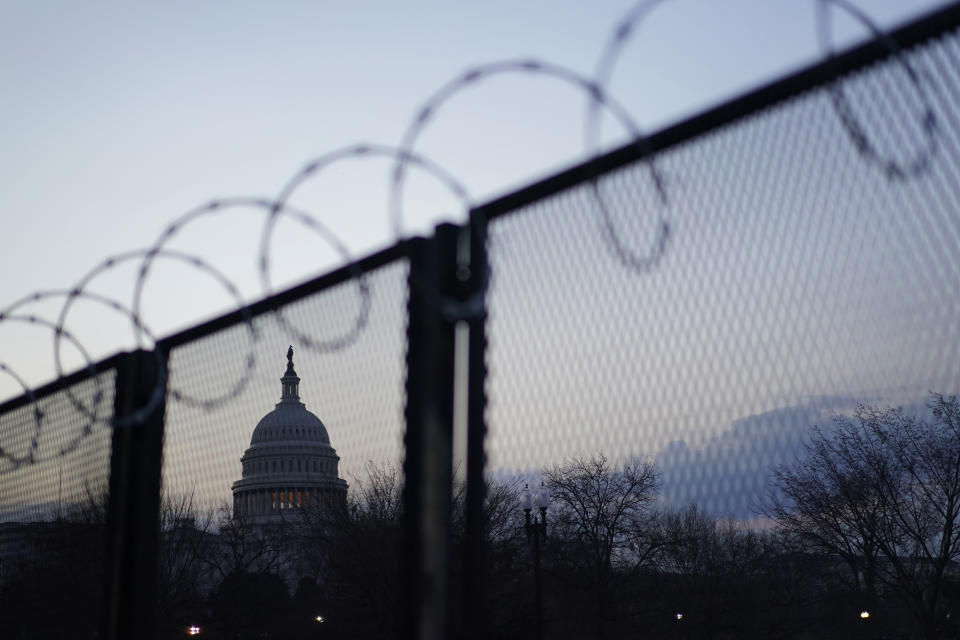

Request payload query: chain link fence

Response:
[1,5,959,639]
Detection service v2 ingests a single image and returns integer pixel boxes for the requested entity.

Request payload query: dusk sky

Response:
[2,1,959,518]
[5,15,960,640]
[0,0,950,398]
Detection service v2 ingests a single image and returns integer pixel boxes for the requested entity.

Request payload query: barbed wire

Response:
[589,0,671,272]
[816,0,940,180]
[0,295,110,472]
[0,0,948,472]
[269,144,472,349]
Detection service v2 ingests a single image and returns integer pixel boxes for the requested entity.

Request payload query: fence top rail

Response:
[0,351,124,415]
[156,238,409,351]
[469,0,960,223]
[0,242,408,416]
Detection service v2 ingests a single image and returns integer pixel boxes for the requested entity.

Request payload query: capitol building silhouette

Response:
[231,347,348,523]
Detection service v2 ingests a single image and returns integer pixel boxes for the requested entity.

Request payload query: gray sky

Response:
[2,1,959,517]
[0,0,950,399]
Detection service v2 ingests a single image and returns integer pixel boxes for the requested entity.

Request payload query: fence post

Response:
[102,349,166,640]
[461,212,488,640]
[402,224,461,640]
[402,219,489,640]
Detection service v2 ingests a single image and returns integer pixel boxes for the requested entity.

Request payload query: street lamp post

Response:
[522,482,549,640]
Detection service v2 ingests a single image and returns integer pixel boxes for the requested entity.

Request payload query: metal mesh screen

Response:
[0,368,116,638]
[158,257,407,636]
[3,9,959,640]
[488,21,960,515]
[484,20,960,639]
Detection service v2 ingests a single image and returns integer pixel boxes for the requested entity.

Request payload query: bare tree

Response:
[656,505,812,639]
[451,473,524,546]
[155,492,216,632]
[544,453,660,639]
[297,462,528,638]
[299,461,404,639]
[768,393,960,640]
[203,505,294,580]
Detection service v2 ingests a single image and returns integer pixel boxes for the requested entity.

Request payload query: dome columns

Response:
[233,485,346,518]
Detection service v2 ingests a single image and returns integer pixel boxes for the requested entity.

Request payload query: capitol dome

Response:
[250,397,331,445]
[231,347,348,522]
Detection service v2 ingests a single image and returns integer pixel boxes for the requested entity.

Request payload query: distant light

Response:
[188,626,201,636]
[315,615,325,623]
[860,611,870,619]
[676,613,683,621]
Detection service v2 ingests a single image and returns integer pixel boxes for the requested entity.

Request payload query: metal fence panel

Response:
[157,256,408,638]
[2,7,959,640]
[483,14,960,639]
[0,366,117,639]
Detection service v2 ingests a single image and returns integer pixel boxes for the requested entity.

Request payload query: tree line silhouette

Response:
[2,394,959,639]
